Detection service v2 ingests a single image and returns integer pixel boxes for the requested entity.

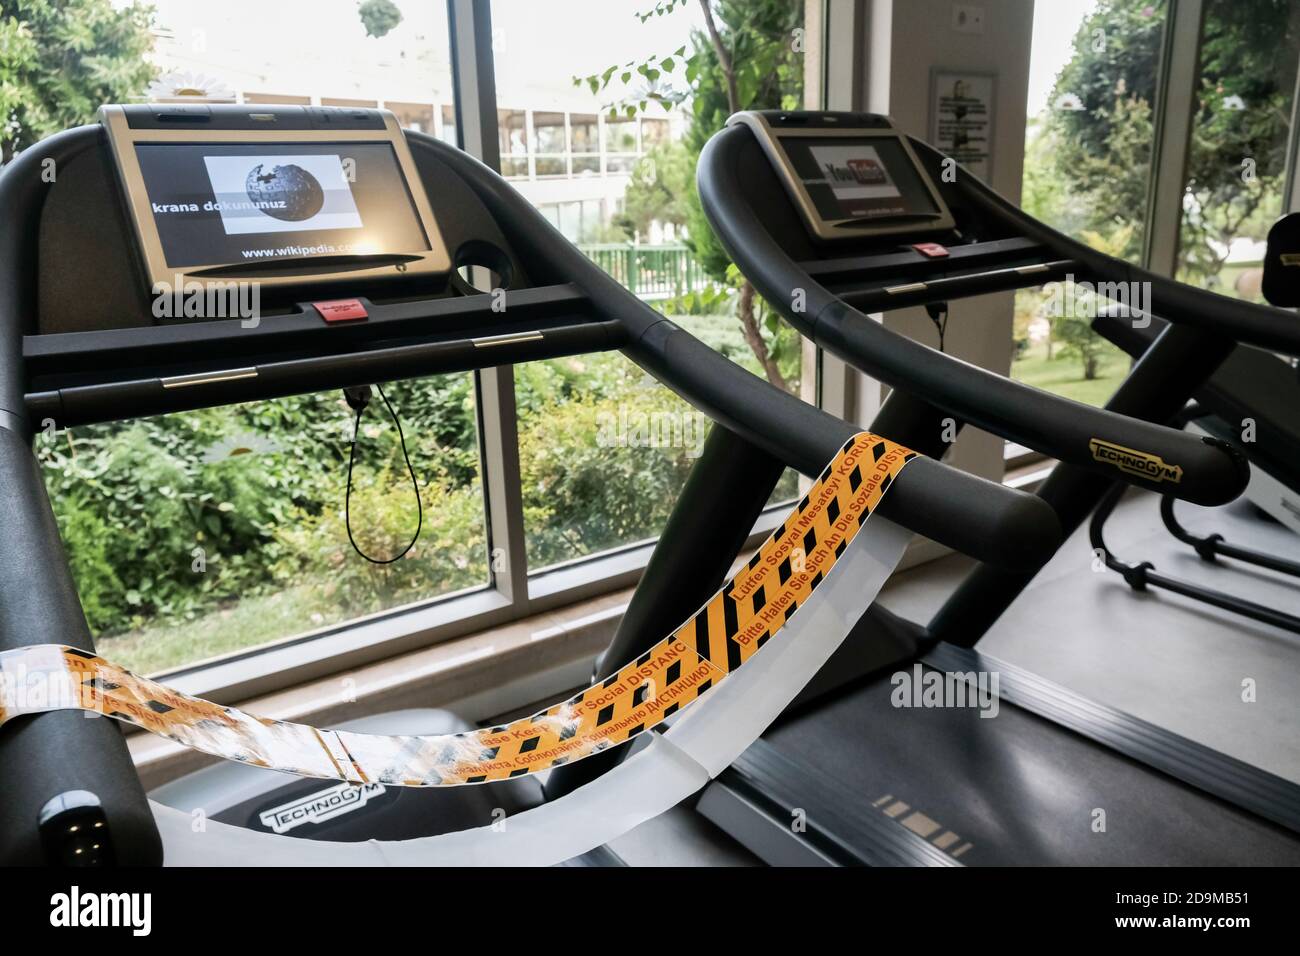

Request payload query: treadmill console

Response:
[728,111,954,242]
[98,104,451,291]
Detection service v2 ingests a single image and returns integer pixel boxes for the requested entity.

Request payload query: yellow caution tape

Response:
[0,432,914,787]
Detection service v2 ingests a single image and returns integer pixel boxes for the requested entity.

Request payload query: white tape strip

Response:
[151,517,910,866]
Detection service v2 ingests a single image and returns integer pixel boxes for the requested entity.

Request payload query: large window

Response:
[491,0,805,575]
[1174,0,1300,301]
[14,0,814,685]
[31,0,480,676]
[42,380,487,675]
[1012,0,1169,409]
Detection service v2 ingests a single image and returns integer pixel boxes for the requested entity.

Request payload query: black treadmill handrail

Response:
[23,283,592,368]
[924,137,1300,359]
[28,318,626,428]
[831,259,1079,313]
[0,118,1067,866]
[800,236,1061,283]
[698,122,1247,507]
[411,132,1060,572]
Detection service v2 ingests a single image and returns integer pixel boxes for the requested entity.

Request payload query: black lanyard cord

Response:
[345,384,423,565]
[925,301,949,354]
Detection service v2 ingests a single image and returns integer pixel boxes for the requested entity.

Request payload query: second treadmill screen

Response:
[784,136,941,224]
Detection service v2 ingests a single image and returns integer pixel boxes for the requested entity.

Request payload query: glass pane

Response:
[440,104,458,145]
[16,1,479,673]
[1013,0,1169,409]
[604,119,638,153]
[1175,0,1300,301]
[535,156,567,177]
[515,354,706,567]
[498,108,530,178]
[501,157,531,178]
[641,118,670,148]
[534,111,567,152]
[571,114,600,152]
[491,0,808,573]
[387,100,436,135]
[42,378,488,675]
[604,154,637,174]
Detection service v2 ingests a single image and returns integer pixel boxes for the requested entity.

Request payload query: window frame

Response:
[1005,0,1300,475]
[138,0,830,701]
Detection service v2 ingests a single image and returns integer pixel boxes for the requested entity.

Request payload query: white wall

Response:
[846,0,1036,561]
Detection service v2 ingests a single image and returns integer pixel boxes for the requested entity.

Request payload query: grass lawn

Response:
[1011,339,1131,407]
[95,583,350,676]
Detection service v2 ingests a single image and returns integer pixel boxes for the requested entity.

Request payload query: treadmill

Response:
[686,110,1300,865]
[1091,298,1300,634]
[0,104,1282,866]
[0,103,1058,865]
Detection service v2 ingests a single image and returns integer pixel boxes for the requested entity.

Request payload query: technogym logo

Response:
[890,664,999,718]
[1089,438,1184,484]
[258,781,387,833]
[50,886,151,936]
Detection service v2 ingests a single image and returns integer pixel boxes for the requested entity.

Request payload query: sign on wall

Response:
[930,70,996,182]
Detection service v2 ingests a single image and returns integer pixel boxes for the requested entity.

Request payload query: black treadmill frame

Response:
[1089,310,1300,636]
[690,110,1300,862]
[0,118,1057,865]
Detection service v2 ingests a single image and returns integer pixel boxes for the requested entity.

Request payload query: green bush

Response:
[518,355,705,565]
[39,379,482,636]
[273,464,486,616]
[40,351,751,657]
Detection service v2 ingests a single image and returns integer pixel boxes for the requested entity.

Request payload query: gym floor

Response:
[603,485,1300,865]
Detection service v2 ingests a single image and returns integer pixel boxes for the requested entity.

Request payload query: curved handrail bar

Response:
[921,138,1300,358]
[414,133,1061,571]
[697,122,1249,508]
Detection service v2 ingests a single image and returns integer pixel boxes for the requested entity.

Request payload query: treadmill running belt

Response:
[763,668,1300,865]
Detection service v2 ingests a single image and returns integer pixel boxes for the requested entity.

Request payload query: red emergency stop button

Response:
[911,242,950,258]
[313,299,368,323]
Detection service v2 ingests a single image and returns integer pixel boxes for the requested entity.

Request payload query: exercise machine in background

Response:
[1090,212,1300,635]
[694,109,1300,865]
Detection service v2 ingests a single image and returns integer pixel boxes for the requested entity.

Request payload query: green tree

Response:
[1054,226,1134,380]
[576,0,804,391]
[618,138,692,239]
[0,0,156,164]
[1175,0,1300,288]
[358,0,402,39]
[1045,0,1300,282]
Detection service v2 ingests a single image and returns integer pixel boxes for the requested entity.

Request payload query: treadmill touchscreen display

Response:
[134,142,430,268]
[782,136,941,224]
